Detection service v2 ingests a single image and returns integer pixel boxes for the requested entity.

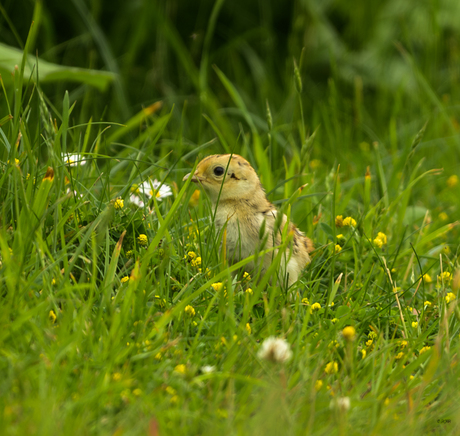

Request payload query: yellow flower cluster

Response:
[190,256,201,268]
[343,216,357,227]
[325,361,338,374]
[438,271,452,283]
[373,232,387,248]
[334,244,342,253]
[419,346,431,354]
[184,305,195,317]
[301,297,309,305]
[245,288,253,295]
[121,276,130,284]
[137,234,148,246]
[445,292,456,304]
[395,352,404,360]
[423,274,432,283]
[310,302,321,313]
[174,364,186,374]
[211,282,224,292]
[114,198,124,210]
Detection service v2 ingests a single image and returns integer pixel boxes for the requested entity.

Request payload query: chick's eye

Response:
[213,166,224,176]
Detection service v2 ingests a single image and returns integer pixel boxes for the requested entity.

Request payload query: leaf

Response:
[0,43,115,91]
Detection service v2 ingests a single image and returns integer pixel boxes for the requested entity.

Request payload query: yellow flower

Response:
[114,198,124,210]
[334,244,342,253]
[445,292,456,304]
[133,388,142,396]
[423,274,432,283]
[373,232,387,248]
[343,217,357,227]
[121,276,130,284]
[189,189,201,207]
[155,352,162,360]
[447,175,458,188]
[376,232,387,244]
[342,326,356,341]
[411,322,418,328]
[190,257,202,268]
[331,318,338,324]
[315,380,323,391]
[360,349,366,359]
[126,250,134,258]
[246,323,251,335]
[309,159,322,170]
[49,310,57,323]
[439,212,449,221]
[399,340,408,348]
[325,361,338,374]
[301,297,309,305]
[438,271,452,283]
[154,295,166,308]
[419,346,431,354]
[211,282,224,292]
[185,251,197,260]
[365,339,373,347]
[395,352,404,360]
[51,278,57,286]
[245,288,253,295]
[336,234,345,240]
[113,372,122,381]
[328,340,339,349]
[335,215,344,227]
[243,272,251,281]
[368,331,377,340]
[166,386,176,396]
[174,364,186,374]
[424,301,432,308]
[137,234,148,246]
[184,305,195,317]
[310,302,321,313]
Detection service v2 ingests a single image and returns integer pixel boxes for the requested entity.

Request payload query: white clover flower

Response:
[129,194,145,208]
[257,337,292,364]
[330,396,350,412]
[62,153,87,167]
[139,179,172,201]
[201,365,216,374]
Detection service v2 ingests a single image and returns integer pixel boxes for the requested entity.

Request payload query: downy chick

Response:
[183,154,313,286]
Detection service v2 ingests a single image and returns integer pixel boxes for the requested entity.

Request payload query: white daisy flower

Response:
[62,153,87,167]
[139,179,173,201]
[201,365,216,374]
[129,194,145,208]
[257,337,292,364]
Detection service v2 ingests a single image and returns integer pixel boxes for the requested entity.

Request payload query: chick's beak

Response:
[183,171,201,183]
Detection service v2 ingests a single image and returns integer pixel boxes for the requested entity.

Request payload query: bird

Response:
[183,154,313,287]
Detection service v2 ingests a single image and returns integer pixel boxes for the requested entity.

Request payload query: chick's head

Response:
[183,154,262,203]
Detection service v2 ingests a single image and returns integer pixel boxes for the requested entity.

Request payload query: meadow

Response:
[0,0,460,434]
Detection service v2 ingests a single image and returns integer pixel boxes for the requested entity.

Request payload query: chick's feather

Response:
[183,154,313,285]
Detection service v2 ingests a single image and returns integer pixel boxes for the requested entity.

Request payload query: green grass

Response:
[1,1,460,435]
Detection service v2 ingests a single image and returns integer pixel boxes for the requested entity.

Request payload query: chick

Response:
[183,154,313,286]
